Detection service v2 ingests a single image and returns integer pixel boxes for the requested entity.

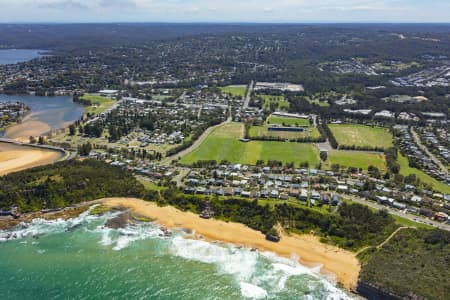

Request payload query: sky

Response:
[0,0,449,23]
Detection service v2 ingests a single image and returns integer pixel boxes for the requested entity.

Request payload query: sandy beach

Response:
[0,142,62,176]
[102,198,360,289]
[3,119,51,142]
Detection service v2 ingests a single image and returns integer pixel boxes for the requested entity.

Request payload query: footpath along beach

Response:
[102,198,361,289]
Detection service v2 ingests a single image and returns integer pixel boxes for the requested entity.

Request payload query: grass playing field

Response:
[327,150,387,171]
[180,122,320,166]
[80,94,115,115]
[248,115,317,139]
[398,153,450,194]
[220,85,247,98]
[249,126,321,139]
[267,116,310,127]
[259,94,290,110]
[329,124,393,149]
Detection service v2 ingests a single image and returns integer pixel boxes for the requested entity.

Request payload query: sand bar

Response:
[102,198,360,289]
[4,119,51,142]
[0,142,62,176]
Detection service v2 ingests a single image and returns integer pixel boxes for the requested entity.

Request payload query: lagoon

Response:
[0,94,84,138]
[0,49,47,65]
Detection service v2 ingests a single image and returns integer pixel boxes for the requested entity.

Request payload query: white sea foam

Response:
[0,206,105,242]
[239,282,268,299]
[115,223,163,250]
[93,221,163,251]
[1,209,354,299]
[170,236,259,281]
[168,235,354,299]
[99,227,113,246]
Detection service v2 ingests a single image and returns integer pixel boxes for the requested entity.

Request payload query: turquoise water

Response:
[0,209,353,299]
[0,94,84,131]
[0,49,47,65]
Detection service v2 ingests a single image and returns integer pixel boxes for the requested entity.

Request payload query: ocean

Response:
[0,49,47,65]
[0,208,354,299]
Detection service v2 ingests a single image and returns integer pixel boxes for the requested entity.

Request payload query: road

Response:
[243,80,254,109]
[342,193,450,231]
[174,91,187,105]
[0,137,68,157]
[161,115,232,166]
[411,128,448,174]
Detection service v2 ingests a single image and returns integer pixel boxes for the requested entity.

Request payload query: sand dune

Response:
[102,198,360,289]
[0,143,62,176]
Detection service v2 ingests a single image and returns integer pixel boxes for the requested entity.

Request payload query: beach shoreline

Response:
[101,198,361,289]
[0,142,62,176]
[3,118,51,142]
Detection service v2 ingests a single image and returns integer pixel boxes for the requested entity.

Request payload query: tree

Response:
[331,164,340,172]
[69,124,76,136]
[320,151,328,161]
[78,142,92,156]
[29,136,36,144]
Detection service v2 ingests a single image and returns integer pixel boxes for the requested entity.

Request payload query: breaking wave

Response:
[0,206,111,242]
[0,208,354,299]
[169,235,353,299]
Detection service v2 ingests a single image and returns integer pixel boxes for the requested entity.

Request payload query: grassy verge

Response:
[398,153,450,194]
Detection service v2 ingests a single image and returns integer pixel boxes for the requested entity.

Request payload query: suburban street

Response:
[243,80,254,109]
[342,193,450,231]
[161,114,232,166]
[411,128,448,174]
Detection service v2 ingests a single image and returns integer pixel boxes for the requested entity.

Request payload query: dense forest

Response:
[359,228,450,300]
[0,160,146,212]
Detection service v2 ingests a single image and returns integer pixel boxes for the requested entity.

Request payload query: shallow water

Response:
[0,94,84,132]
[0,209,354,299]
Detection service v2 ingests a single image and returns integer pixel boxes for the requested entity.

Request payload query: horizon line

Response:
[0,21,449,25]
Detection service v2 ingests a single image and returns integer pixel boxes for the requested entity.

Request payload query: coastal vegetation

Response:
[0,160,145,212]
[155,187,398,251]
[359,228,450,300]
[0,157,447,299]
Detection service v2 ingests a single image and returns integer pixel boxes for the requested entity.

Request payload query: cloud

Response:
[99,0,136,9]
[0,0,448,22]
[37,0,89,10]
